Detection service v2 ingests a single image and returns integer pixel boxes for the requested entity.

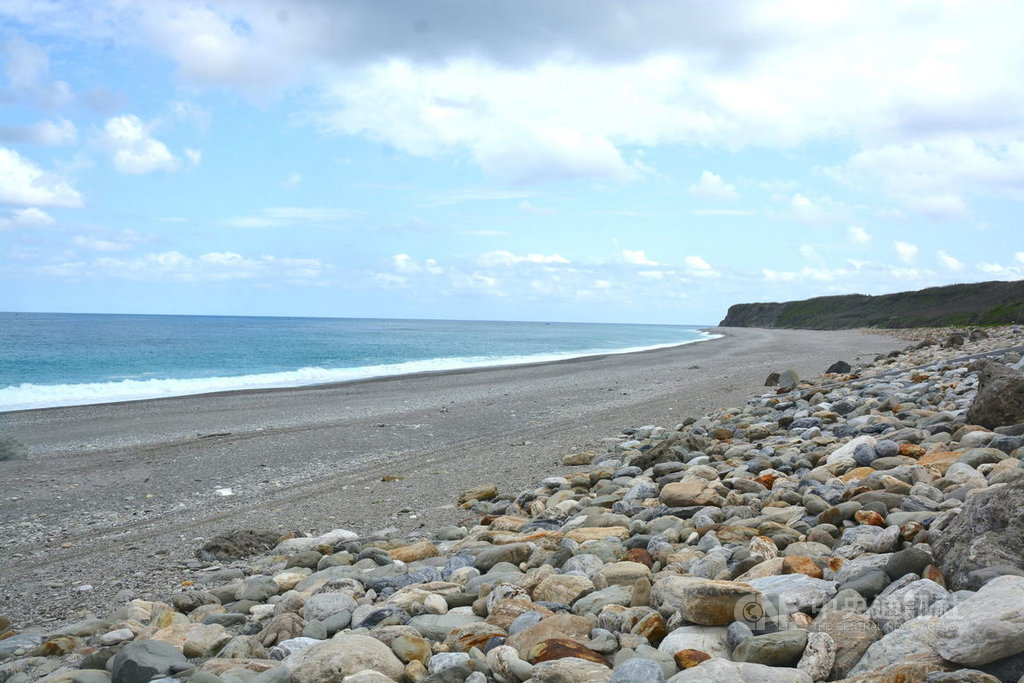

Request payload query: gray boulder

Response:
[847,615,939,676]
[826,361,852,374]
[612,656,665,683]
[779,370,799,390]
[665,658,811,682]
[932,478,1024,590]
[110,640,189,683]
[966,360,1024,429]
[731,630,807,667]
[866,579,949,634]
[932,574,1024,666]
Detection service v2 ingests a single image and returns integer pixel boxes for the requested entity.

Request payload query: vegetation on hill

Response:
[720,279,1024,329]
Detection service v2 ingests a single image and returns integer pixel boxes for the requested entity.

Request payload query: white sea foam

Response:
[0,333,720,412]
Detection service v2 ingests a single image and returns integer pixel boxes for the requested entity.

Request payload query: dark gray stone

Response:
[967,566,1024,591]
[875,440,900,458]
[826,361,852,374]
[840,569,891,601]
[727,620,754,650]
[853,443,877,467]
[611,656,666,683]
[925,669,1002,682]
[933,478,1024,590]
[966,360,1024,429]
[196,529,281,561]
[110,640,189,683]
[731,629,808,667]
[885,548,935,580]
[976,648,1024,682]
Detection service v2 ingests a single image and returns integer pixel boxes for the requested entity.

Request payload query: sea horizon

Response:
[0,309,715,327]
[0,312,717,412]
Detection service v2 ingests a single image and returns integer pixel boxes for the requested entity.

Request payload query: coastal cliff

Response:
[720,279,1024,329]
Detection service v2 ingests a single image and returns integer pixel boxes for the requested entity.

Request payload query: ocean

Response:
[0,313,715,412]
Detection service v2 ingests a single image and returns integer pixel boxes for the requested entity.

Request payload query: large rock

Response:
[746,574,837,620]
[283,633,404,682]
[797,631,835,681]
[966,360,1024,429]
[847,615,940,676]
[407,613,483,642]
[507,614,593,656]
[731,630,808,667]
[531,657,612,682]
[594,562,651,590]
[865,579,948,634]
[533,574,595,605]
[303,592,358,622]
[659,479,723,508]
[809,610,883,679]
[932,574,1024,666]
[932,478,1024,590]
[657,625,730,659]
[651,576,761,626]
[665,658,812,682]
[110,640,190,683]
[612,657,666,683]
[196,530,281,561]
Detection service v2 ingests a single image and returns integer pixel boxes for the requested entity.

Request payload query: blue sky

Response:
[1,1,1023,325]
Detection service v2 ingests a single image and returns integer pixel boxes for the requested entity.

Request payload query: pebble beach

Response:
[3,326,1024,682]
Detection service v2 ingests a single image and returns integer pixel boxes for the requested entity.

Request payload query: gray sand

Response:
[0,327,901,627]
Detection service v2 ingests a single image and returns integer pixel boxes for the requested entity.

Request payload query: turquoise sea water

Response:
[0,313,715,412]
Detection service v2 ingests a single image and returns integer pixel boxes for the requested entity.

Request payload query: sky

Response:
[1,1,1023,325]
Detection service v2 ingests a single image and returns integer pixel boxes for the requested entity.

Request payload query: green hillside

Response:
[720,280,1024,329]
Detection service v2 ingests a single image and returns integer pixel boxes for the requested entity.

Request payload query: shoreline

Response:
[0,330,719,415]
[0,327,903,628]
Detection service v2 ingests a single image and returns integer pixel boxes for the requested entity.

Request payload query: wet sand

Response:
[0,327,902,627]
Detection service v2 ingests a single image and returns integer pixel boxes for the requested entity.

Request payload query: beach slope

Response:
[0,327,900,626]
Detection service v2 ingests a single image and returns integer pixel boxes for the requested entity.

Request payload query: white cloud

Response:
[72,235,133,252]
[848,226,871,245]
[316,56,691,183]
[41,250,330,283]
[894,241,919,264]
[0,147,83,207]
[519,201,555,215]
[685,255,712,271]
[477,250,570,267]
[421,188,533,207]
[184,148,202,166]
[368,248,725,304]
[225,206,361,227]
[691,208,755,216]
[683,255,718,277]
[101,115,180,174]
[0,207,56,230]
[936,249,964,271]
[824,138,1024,218]
[170,100,211,129]
[688,170,739,201]
[3,36,50,89]
[760,260,936,291]
[1017,252,1024,264]
[12,3,1024,192]
[0,118,77,146]
[2,36,74,108]
[282,172,303,188]
[977,261,1024,280]
[784,193,852,224]
[393,253,443,275]
[621,249,658,266]
[462,229,506,237]
[799,245,816,260]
